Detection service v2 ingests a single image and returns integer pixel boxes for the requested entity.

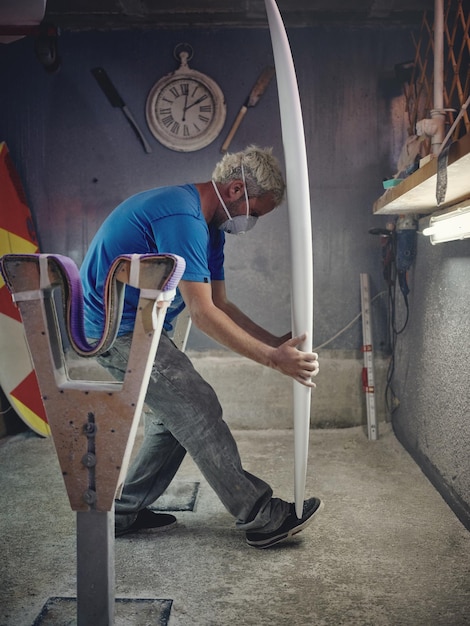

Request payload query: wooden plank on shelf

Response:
[373,132,470,215]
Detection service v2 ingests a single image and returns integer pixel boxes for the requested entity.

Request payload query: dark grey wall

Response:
[0,25,411,352]
[392,232,470,530]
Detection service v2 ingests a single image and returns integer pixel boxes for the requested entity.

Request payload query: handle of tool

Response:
[91,67,125,108]
[221,106,248,153]
[122,106,153,154]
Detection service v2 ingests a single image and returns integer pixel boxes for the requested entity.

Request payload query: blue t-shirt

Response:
[80,184,225,338]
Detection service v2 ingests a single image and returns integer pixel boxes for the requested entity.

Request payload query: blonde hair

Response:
[212,145,285,206]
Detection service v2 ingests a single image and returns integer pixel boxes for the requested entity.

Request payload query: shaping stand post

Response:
[77,510,115,625]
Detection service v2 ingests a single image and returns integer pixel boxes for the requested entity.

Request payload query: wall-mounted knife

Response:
[91,67,152,154]
[221,66,275,153]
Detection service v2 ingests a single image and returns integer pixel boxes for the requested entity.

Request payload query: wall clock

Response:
[146,44,226,152]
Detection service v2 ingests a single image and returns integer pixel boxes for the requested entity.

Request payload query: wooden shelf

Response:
[373,133,470,216]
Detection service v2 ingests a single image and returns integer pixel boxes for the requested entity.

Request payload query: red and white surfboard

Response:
[0,142,50,436]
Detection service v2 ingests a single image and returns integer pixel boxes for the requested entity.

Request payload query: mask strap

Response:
[212,162,250,221]
[241,163,250,217]
[211,180,232,221]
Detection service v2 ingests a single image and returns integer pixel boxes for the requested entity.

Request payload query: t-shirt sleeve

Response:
[207,226,225,281]
[151,213,212,282]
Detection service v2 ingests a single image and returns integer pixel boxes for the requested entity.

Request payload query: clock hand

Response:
[184,94,208,112]
[182,92,189,122]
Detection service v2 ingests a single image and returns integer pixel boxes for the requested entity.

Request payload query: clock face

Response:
[146,71,226,152]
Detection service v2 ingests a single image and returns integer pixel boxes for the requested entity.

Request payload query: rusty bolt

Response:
[81,452,97,468]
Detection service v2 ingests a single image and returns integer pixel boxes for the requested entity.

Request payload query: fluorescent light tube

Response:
[422,203,470,244]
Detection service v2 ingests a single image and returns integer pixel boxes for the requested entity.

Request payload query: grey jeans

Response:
[97,332,290,534]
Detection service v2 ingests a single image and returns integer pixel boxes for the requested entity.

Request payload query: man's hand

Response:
[272,331,292,347]
[179,281,319,386]
[270,333,319,387]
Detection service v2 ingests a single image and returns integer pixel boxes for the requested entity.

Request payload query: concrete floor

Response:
[1,423,469,626]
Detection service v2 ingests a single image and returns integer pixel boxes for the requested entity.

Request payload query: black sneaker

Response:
[116,508,177,537]
[246,497,323,549]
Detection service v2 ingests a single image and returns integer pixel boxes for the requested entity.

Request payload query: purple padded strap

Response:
[55,253,185,356]
[163,255,185,291]
[0,252,185,358]
[115,253,186,293]
[52,255,91,353]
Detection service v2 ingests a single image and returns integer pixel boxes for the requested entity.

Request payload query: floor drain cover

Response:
[32,597,172,625]
[149,481,199,512]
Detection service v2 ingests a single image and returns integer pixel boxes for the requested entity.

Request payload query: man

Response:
[80,145,322,549]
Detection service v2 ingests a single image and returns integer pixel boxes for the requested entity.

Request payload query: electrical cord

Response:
[317,225,413,419]
[383,230,411,416]
[385,266,399,416]
[312,290,387,351]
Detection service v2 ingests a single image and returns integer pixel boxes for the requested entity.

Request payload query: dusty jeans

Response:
[97,332,290,534]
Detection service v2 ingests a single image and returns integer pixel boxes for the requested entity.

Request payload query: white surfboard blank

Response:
[264,0,314,519]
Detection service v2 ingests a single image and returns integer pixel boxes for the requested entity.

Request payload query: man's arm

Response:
[178,279,318,387]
